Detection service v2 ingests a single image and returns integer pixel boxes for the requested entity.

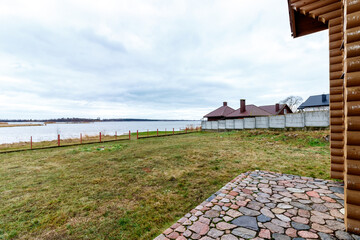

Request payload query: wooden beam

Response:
[288,0,298,37]
[309,2,342,19]
[290,0,321,10]
[319,9,343,24]
[300,0,340,15]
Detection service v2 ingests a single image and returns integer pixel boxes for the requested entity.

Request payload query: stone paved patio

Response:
[155,170,360,240]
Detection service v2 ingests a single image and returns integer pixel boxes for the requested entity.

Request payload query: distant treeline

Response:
[0,118,197,122]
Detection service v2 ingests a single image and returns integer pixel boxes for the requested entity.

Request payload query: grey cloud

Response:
[0,1,329,119]
[82,30,127,53]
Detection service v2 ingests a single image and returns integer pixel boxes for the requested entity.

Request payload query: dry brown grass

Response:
[0,123,42,128]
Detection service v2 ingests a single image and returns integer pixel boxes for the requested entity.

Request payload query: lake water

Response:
[0,121,201,144]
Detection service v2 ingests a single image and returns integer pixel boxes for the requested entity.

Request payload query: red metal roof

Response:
[259,104,289,115]
[204,105,235,118]
[226,105,271,118]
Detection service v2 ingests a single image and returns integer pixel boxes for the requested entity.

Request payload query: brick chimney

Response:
[240,99,246,113]
[276,103,280,112]
[223,102,227,106]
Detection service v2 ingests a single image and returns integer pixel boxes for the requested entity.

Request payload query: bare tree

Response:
[280,96,303,112]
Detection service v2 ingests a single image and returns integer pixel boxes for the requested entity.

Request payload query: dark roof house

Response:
[203,102,235,121]
[226,99,272,119]
[259,104,293,115]
[298,94,329,110]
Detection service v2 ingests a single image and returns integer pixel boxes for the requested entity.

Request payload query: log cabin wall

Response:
[329,13,345,180]
[344,0,360,234]
[289,0,345,180]
[288,0,360,233]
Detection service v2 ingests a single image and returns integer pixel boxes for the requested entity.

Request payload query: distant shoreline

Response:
[1,119,200,123]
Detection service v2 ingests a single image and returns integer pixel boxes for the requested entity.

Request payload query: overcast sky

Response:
[0,0,329,120]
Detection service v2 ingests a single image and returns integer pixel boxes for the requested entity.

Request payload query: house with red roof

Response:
[259,104,292,115]
[226,99,271,119]
[203,102,235,121]
[203,99,292,120]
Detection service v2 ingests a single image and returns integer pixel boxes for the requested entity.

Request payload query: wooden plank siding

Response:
[344,0,360,234]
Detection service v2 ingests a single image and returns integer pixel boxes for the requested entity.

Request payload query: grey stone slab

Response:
[291,221,310,230]
[275,214,291,222]
[271,219,290,228]
[212,218,222,223]
[239,207,261,216]
[207,228,224,238]
[287,188,305,193]
[318,232,337,240]
[257,214,271,223]
[290,202,312,210]
[256,196,271,203]
[274,188,287,192]
[212,205,222,211]
[265,203,276,208]
[231,216,259,231]
[273,233,291,240]
[247,201,262,210]
[231,227,257,239]
[260,208,275,218]
[312,203,329,212]
[205,210,220,218]
[257,192,271,198]
[206,194,216,202]
[329,187,344,194]
[220,234,237,240]
[277,203,293,209]
[335,231,354,240]
[326,193,342,200]
[263,222,285,234]
[326,220,346,231]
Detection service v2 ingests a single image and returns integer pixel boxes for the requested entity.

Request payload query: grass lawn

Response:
[0,130,331,240]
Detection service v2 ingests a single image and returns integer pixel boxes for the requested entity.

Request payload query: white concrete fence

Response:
[201,111,329,130]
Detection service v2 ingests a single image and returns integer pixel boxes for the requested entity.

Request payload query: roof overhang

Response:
[287,0,342,38]
[288,5,328,38]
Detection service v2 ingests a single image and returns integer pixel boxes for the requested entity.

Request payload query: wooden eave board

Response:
[288,0,342,38]
[289,9,328,37]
